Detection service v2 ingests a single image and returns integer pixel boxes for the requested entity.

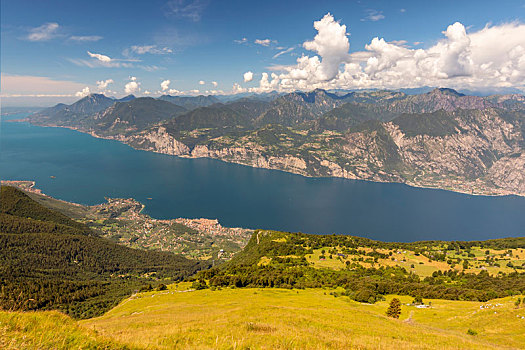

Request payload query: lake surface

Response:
[2,112,525,242]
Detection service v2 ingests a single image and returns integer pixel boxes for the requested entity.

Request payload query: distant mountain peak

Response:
[118,94,136,102]
[84,93,109,99]
[431,88,465,97]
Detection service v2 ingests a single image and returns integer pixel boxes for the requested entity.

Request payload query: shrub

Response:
[191,280,208,290]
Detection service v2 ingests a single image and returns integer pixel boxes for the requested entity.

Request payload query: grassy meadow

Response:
[306,246,525,277]
[76,283,525,349]
[0,310,130,349]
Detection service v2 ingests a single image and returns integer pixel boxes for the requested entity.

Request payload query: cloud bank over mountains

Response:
[4,12,525,105]
[243,13,525,93]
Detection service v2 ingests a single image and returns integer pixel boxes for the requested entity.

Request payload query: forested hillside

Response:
[196,230,525,304]
[0,186,208,319]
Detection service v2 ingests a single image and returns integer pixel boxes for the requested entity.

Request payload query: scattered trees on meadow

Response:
[386,298,401,318]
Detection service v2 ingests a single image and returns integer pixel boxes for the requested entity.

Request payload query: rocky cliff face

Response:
[487,153,525,194]
[125,127,190,156]
[121,107,525,196]
[27,88,525,197]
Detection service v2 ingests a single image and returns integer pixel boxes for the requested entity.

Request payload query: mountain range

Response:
[27,88,525,196]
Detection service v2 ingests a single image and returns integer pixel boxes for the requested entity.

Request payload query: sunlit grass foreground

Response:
[2,284,525,349]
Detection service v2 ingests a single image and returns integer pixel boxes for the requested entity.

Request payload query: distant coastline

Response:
[18,118,523,198]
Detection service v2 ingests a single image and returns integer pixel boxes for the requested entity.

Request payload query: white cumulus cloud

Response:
[75,86,91,97]
[232,83,247,94]
[161,79,171,91]
[243,13,525,93]
[212,81,218,87]
[301,13,350,81]
[243,71,254,82]
[199,80,205,85]
[125,77,140,94]
[96,79,114,90]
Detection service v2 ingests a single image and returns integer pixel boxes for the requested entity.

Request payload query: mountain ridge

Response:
[26,88,525,196]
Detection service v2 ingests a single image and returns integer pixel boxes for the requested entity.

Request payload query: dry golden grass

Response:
[0,310,130,349]
[79,284,525,349]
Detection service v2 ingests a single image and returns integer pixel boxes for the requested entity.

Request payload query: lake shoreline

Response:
[4,179,524,246]
[4,117,525,242]
[19,119,523,199]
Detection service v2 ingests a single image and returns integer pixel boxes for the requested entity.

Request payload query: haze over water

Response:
[2,113,525,242]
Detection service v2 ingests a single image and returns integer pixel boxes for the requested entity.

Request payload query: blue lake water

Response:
[2,113,525,242]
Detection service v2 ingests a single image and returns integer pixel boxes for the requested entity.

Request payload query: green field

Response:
[307,246,525,277]
[75,283,525,349]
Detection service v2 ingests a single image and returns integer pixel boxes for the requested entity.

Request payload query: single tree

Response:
[386,298,402,318]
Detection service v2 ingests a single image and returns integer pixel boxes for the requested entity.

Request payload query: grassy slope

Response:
[0,311,131,350]
[81,284,525,349]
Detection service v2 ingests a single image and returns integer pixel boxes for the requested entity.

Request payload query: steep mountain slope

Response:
[1,186,92,235]
[158,94,221,110]
[94,97,187,135]
[197,229,525,300]
[0,186,208,319]
[313,102,398,131]
[31,94,116,126]
[385,88,498,113]
[255,89,348,126]
[116,94,136,102]
[26,88,525,196]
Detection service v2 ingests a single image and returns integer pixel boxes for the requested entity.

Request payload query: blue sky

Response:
[1,0,525,106]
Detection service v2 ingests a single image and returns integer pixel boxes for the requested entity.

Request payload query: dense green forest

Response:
[195,230,525,304]
[0,186,209,319]
[1,186,92,235]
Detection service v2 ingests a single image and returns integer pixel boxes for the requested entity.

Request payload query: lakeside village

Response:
[2,180,252,260]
